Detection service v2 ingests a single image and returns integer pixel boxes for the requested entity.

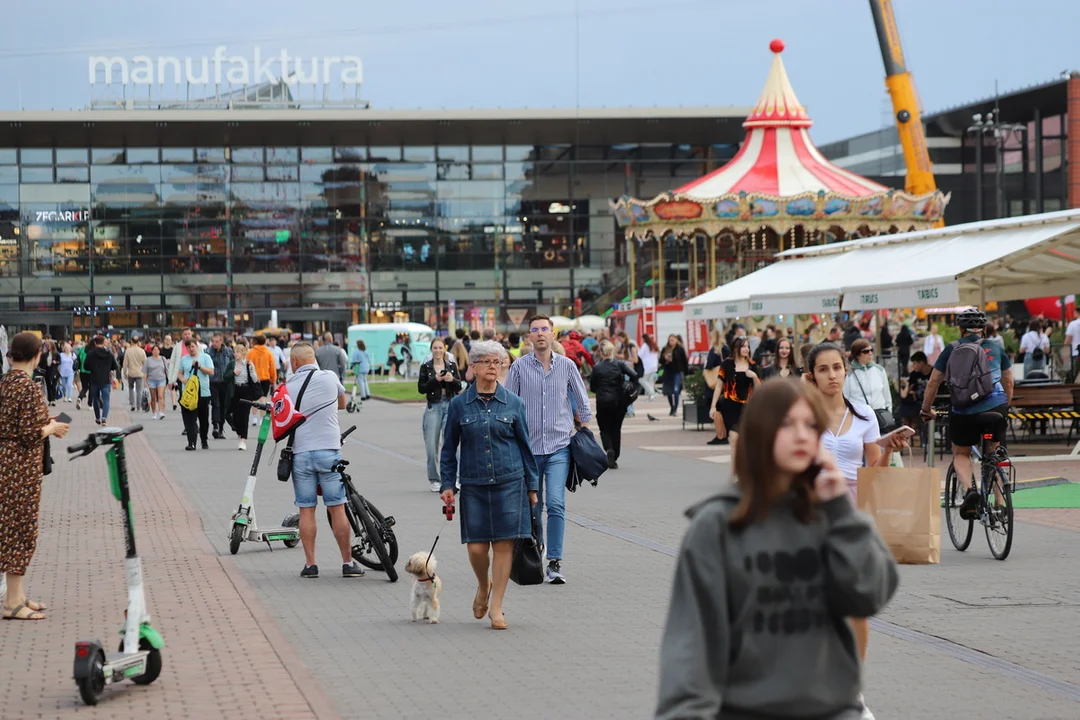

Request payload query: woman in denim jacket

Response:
[440,341,539,630]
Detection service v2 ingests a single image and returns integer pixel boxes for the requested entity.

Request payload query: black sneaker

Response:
[707,437,729,445]
[959,487,981,520]
[185,444,196,451]
[301,565,319,579]
[201,441,210,450]
[343,561,366,578]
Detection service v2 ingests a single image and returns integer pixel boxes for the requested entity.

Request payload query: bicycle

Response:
[941,411,1016,560]
[283,426,399,582]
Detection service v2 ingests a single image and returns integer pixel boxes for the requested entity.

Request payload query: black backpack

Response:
[944,339,993,410]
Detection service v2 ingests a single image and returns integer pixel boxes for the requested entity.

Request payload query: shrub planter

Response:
[682,401,711,431]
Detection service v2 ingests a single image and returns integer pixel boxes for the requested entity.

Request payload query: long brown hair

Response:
[729,381,828,530]
[641,333,659,353]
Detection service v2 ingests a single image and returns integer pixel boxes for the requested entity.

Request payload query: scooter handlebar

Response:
[341,425,357,443]
[239,399,272,411]
[66,424,143,457]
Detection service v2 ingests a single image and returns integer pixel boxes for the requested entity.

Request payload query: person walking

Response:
[122,338,147,413]
[247,334,277,427]
[160,335,178,410]
[616,332,640,418]
[38,341,61,406]
[637,333,660,401]
[58,342,76,402]
[1018,319,1051,378]
[440,340,539,630]
[806,341,908,720]
[590,340,637,469]
[659,334,688,417]
[504,314,592,585]
[896,322,915,375]
[316,332,347,382]
[84,336,118,426]
[923,323,945,367]
[418,338,462,492]
[178,338,214,451]
[0,332,70,620]
[142,344,169,420]
[656,379,899,720]
[284,343,365,579]
[708,336,760,462]
[704,330,730,445]
[207,334,233,439]
[228,341,259,451]
[348,339,371,400]
[75,340,92,410]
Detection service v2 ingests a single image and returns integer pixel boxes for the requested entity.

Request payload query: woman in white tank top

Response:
[805,341,909,720]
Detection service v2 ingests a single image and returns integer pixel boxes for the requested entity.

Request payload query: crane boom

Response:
[869,0,938,198]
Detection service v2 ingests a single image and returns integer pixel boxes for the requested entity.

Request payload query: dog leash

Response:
[422,504,453,585]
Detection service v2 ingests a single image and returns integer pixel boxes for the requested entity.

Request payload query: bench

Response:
[1009,384,1080,444]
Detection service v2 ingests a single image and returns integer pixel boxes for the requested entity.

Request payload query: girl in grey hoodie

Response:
[657,380,898,720]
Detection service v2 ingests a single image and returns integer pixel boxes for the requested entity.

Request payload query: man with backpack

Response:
[920,308,1014,520]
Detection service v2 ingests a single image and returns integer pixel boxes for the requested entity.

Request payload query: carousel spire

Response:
[743,39,812,129]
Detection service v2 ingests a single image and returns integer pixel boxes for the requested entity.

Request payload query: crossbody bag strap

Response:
[851,367,871,406]
[285,368,317,451]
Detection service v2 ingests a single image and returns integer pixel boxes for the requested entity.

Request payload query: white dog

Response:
[405,552,440,624]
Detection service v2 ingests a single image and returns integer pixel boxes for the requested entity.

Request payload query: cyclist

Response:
[920,308,1014,519]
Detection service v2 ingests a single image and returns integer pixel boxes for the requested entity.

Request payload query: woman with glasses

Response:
[843,339,893,436]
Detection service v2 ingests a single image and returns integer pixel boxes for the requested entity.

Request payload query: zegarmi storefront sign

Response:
[841,281,959,310]
[88,47,362,87]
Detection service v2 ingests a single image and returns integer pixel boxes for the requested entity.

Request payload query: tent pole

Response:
[691,238,699,296]
[658,239,665,302]
[628,237,636,302]
[708,235,716,289]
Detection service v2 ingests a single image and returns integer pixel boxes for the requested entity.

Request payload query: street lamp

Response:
[967,111,1027,221]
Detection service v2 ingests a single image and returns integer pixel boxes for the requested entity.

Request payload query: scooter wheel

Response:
[229,523,244,555]
[76,649,106,705]
[281,513,300,548]
[119,638,162,685]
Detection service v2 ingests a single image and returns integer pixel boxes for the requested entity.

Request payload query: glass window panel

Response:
[92,148,125,164]
[472,146,503,162]
[302,146,334,163]
[437,146,469,162]
[472,164,503,180]
[505,146,534,162]
[368,146,399,162]
[56,148,88,166]
[21,148,53,165]
[127,148,159,164]
[0,167,17,183]
[372,163,436,181]
[196,147,227,163]
[57,167,89,183]
[300,163,367,183]
[0,149,17,165]
[334,146,367,162]
[91,164,160,182]
[266,147,299,164]
[436,162,470,181]
[0,185,18,203]
[266,165,299,181]
[230,165,265,182]
[161,147,193,163]
[403,146,435,162]
[231,147,264,164]
[21,167,54,182]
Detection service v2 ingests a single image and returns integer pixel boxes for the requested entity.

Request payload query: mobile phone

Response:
[55,412,72,424]
[876,425,916,448]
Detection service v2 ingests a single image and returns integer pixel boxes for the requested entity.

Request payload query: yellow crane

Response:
[869,0,942,224]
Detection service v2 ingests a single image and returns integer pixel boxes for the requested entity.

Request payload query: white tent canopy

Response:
[683,209,1080,319]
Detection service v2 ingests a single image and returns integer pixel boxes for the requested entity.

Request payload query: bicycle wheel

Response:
[984,467,1014,561]
[352,493,398,582]
[944,463,973,551]
[361,499,398,567]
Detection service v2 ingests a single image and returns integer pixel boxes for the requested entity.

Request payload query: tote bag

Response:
[857,465,941,564]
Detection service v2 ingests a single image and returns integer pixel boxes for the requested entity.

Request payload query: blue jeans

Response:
[422,399,449,482]
[59,374,73,400]
[90,383,110,421]
[532,446,570,561]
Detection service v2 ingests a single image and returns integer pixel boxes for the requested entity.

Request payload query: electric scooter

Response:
[68,424,164,706]
[345,370,362,413]
[228,399,301,554]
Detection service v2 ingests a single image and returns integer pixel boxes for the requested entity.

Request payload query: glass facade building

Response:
[0,107,745,336]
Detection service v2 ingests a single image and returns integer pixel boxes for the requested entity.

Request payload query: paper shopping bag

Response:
[857,466,941,565]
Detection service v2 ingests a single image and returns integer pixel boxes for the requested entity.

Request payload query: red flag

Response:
[271,383,307,442]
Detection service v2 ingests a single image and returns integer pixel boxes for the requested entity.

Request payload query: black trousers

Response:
[210,382,228,432]
[78,372,92,401]
[596,402,626,463]
[229,387,254,439]
[182,395,210,445]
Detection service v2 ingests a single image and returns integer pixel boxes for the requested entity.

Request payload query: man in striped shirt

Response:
[505,314,593,584]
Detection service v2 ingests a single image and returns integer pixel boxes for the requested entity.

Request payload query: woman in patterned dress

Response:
[0,332,70,620]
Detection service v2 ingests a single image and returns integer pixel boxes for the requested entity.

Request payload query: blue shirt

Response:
[440,384,539,491]
[933,335,1012,415]
[349,348,370,374]
[504,352,593,455]
[180,351,214,398]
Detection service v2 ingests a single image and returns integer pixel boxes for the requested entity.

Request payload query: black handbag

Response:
[510,515,545,586]
[277,369,315,482]
[42,436,53,476]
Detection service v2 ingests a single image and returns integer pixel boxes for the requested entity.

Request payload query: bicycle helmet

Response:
[955,308,987,330]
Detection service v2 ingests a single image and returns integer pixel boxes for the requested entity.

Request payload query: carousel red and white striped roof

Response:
[676,39,889,199]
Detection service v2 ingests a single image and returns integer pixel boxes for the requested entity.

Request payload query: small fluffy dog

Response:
[405,551,440,624]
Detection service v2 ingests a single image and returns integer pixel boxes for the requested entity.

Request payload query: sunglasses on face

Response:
[859,349,873,355]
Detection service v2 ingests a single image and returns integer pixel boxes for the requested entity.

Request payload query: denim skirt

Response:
[458,478,532,544]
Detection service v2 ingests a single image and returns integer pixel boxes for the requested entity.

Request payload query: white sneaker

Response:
[250,417,259,426]
[238,439,247,451]
[545,561,566,585]
[429,481,440,492]
[858,694,876,720]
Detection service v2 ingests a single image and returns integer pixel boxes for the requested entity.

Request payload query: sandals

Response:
[473,586,490,620]
[26,599,47,612]
[489,610,507,630]
[3,602,46,620]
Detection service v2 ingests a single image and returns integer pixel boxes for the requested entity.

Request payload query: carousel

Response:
[611,39,950,302]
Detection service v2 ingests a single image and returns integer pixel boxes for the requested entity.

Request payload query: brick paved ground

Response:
[0,402,338,720]
[6,391,1080,719]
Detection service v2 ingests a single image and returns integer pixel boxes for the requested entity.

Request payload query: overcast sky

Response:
[0,0,1075,143]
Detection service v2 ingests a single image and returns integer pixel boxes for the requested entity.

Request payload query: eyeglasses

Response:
[473,359,501,366]
[529,326,551,334]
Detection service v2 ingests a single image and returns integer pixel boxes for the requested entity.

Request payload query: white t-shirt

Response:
[286,364,346,454]
[1019,330,1050,355]
[820,401,880,495]
[1066,319,1080,357]
[638,344,659,374]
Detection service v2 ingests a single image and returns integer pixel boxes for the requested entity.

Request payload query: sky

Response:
[1,0,1076,143]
